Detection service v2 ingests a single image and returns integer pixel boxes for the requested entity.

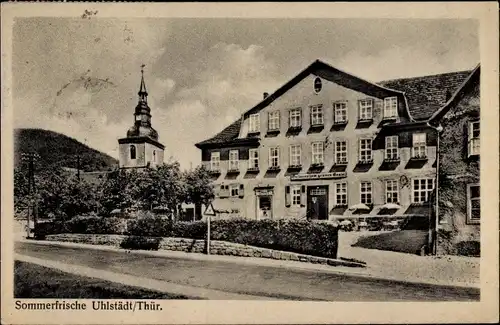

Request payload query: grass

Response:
[351,230,429,255]
[14,261,191,299]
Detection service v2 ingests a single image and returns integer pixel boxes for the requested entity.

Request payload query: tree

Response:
[183,164,215,211]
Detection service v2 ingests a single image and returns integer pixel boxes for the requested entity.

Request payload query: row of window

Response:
[210,120,480,171]
[248,97,398,133]
[211,134,427,171]
[216,181,480,223]
[218,178,435,205]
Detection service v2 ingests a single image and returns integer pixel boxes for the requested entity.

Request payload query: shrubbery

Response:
[35,214,339,259]
[125,211,172,237]
[120,236,161,250]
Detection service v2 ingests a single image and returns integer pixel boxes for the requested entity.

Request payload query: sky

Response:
[12,18,479,170]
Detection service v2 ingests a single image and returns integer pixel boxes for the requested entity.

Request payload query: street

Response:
[15,241,479,301]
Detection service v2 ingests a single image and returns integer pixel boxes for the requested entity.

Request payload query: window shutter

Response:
[467,122,472,156]
[285,185,291,207]
[300,185,306,207]
[239,184,244,198]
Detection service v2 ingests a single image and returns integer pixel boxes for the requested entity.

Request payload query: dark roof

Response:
[195,60,475,147]
[379,70,472,121]
[429,65,480,124]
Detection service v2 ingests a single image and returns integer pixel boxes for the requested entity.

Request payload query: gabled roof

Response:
[428,64,480,124]
[379,70,472,121]
[195,60,476,148]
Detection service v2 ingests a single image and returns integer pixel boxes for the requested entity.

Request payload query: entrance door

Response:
[307,186,329,220]
[258,195,273,219]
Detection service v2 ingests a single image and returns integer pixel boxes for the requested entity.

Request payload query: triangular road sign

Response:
[204,202,216,216]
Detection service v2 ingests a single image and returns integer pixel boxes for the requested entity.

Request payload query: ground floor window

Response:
[467,184,480,224]
[385,180,399,203]
[360,181,372,205]
[412,178,434,203]
[230,184,239,197]
[291,185,301,206]
[335,183,348,206]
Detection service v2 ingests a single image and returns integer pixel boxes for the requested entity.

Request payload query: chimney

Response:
[263,92,269,99]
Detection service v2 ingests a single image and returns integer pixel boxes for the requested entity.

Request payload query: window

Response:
[229,150,239,171]
[249,113,260,133]
[269,147,280,168]
[291,185,302,206]
[360,181,372,205]
[152,150,156,163]
[359,138,372,162]
[130,145,136,160]
[219,184,229,198]
[314,77,322,93]
[468,121,480,156]
[289,144,301,166]
[310,104,324,126]
[334,102,348,123]
[385,180,399,203]
[412,133,427,158]
[359,99,373,120]
[289,108,302,128]
[268,111,280,131]
[412,178,435,203]
[210,152,220,171]
[385,136,399,160]
[230,184,239,197]
[248,149,259,170]
[383,97,398,118]
[335,183,348,206]
[335,140,348,164]
[311,142,324,165]
[467,184,480,223]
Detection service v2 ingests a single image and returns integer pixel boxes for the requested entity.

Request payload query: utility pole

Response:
[21,152,39,238]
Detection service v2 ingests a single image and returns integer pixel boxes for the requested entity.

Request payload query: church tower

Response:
[118,65,165,169]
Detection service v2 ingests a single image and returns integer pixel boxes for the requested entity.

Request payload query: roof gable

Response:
[428,65,480,124]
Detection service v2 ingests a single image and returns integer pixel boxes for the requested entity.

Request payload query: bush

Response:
[34,221,65,239]
[126,211,172,237]
[171,221,206,239]
[456,241,480,257]
[119,236,161,250]
[169,218,338,259]
[65,215,123,234]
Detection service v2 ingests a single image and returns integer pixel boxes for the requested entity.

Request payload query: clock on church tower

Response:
[118,65,165,169]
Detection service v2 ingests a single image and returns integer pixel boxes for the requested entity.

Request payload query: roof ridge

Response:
[378,69,473,84]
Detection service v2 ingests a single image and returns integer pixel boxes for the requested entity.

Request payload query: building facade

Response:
[118,67,165,169]
[196,60,472,222]
[429,65,480,255]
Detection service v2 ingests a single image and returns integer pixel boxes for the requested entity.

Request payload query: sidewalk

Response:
[16,238,480,289]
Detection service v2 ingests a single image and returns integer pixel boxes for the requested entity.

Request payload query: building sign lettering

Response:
[290,172,347,181]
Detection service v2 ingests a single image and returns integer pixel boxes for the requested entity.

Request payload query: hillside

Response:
[14,128,118,172]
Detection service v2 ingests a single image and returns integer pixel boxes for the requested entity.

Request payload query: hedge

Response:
[34,215,339,259]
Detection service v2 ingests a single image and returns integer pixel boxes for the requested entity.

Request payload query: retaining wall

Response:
[45,234,365,268]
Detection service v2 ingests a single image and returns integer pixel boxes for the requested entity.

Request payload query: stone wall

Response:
[45,234,365,268]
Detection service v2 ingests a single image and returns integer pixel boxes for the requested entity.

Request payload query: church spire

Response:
[138,64,148,103]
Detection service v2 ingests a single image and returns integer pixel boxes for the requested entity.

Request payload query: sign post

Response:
[204,202,216,255]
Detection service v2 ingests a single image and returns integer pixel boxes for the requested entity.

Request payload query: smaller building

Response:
[118,67,165,169]
[429,64,480,256]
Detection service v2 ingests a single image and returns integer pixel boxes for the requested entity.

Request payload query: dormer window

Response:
[383,97,398,119]
[130,145,136,160]
[310,104,324,126]
[135,115,141,122]
[358,99,373,120]
[249,113,260,134]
